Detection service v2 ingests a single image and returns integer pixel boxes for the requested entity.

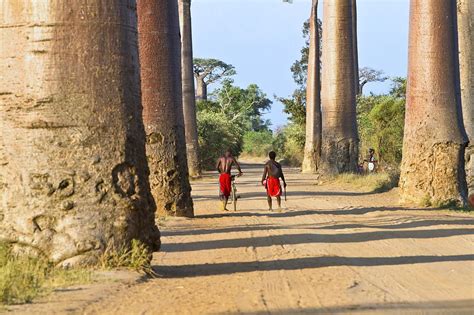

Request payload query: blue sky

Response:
[192,0,410,129]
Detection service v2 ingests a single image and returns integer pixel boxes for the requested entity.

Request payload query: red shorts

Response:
[219,173,232,198]
[265,177,281,197]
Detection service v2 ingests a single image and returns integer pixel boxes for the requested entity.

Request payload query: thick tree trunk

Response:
[137,0,194,217]
[0,0,160,265]
[352,0,360,97]
[400,0,467,206]
[179,0,201,178]
[320,0,359,174]
[196,76,208,101]
[302,0,322,174]
[458,0,474,204]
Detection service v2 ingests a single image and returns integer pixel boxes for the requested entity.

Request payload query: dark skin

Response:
[261,157,286,210]
[216,151,242,210]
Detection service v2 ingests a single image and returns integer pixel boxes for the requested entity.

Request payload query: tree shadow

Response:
[234,300,474,314]
[162,228,474,253]
[162,219,474,237]
[194,206,433,220]
[153,254,474,278]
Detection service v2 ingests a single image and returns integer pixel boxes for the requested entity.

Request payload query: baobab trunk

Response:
[137,0,194,217]
[302,0,322,174]
[320,0,359,174]
[179,0,201,178]
[0,0,160,265]
[458,0,474,204]
[196,77,208,101]
[352,0,360,97]
[400,0,467,206]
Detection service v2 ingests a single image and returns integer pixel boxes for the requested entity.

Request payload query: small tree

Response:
[358,67,389,95]
[193,58,236,101]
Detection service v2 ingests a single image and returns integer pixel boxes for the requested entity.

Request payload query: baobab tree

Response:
[358,67,388,96]
[179,0,201,178]
[320,0,359,174]
[137,0,194,217]
[458,0,474,203]
[193,58,236,101]
[400,0,467,206]
[302,0,322,174]
[0,0,160,264]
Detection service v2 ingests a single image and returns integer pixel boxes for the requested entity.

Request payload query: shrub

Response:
[272,123,305,166]
[242,131,273,157]
[197,110,243,169]
[99,239,152,274]
[0,243,91,305]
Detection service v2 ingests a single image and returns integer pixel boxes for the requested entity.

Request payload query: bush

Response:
[242,131,273,157]
[358,95,405,167]
[99,239,152,274]
[197,110,243,169]
[0,243,91,305]
[273,123,305,166]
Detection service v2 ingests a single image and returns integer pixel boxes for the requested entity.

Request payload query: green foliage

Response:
[357,86,406,167]
[272,123,306,166]
[193,58,236,84]
[99,239,152,274]
[242,131,274,157]
[197,110,242,169]
[0,243,91,305]
[196,79,272,169]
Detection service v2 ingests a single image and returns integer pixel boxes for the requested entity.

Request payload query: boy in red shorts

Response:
[261,151,287,211]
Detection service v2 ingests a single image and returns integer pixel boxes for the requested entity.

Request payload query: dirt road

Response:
[80,163,473,314]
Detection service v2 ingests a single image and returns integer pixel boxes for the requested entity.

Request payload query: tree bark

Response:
[302,0,322,174]
[179,0,201,178]
[320,0,359,174]
[137,0,194,217]
[458,0,474,204]
[0,0,160,265]
[352,0,360,97]
[195,76,208,101]
[400,0,467,206]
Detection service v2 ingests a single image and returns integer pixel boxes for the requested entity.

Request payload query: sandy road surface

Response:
[82,163,474,314]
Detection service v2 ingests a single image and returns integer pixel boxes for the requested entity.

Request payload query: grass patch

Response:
[330,172,399,193]
[99,239,152,274]
[0,243,91,305]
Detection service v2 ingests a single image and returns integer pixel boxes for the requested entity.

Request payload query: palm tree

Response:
[400,0,467,206]
[137,0,194,217]
[0,0,160,264]
[320,0,359,174]
[179,0,201,178]
[458,0,474,202]
[302,0,322,173]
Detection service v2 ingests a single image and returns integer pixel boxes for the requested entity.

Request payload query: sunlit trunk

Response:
[179,0,201,178]
[302,0,322,174]
[196,76,208,101]
[137,0,194,217]
[352,0,360,97]
[320,0,359,174]
[400,0,467,206]
[0,0,160,265]
[458,0,474,204]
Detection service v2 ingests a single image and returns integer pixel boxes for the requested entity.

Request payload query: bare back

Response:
[217,156,241,174]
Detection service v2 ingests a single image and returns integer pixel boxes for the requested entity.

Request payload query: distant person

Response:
[261,151,287,211]
[216,149,243,211]
[364,148,378,173]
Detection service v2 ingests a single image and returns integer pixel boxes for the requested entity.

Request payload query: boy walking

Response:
[261,151,287,211]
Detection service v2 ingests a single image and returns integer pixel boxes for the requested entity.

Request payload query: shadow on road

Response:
[232,299,474,314]
[161,228,474,253]
[153,254,474,278]
[162,219,474,237]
